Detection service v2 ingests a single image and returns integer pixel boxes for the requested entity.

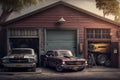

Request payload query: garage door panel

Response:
[46,30,77,54]
[47,42,75,54]
[47,31,75,40]
[47,41,75,47]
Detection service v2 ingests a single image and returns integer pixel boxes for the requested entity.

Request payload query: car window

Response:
[11,50,32,54]
[58,51,73,56]
[46,51,54,56]
[54,52,58,56]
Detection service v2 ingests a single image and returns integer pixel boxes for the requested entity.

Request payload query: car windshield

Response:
[57,51,73,57]
[11,49,32,54]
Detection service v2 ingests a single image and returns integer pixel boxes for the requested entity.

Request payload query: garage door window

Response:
[9,29,38,38]
[86,29,110,39]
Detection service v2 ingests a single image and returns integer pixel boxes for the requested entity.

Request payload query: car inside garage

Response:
[9,38,39,54]
[8,28,40,65]
[88,41,111,67]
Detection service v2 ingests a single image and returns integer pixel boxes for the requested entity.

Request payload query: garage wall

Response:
[111,42,119,68]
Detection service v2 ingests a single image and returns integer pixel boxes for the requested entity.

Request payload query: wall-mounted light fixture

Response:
[58,16,66,23]
[55,16,66,26]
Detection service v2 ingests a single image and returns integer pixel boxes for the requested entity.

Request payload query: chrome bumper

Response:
[61,64,87,70]
[3,63,36,68]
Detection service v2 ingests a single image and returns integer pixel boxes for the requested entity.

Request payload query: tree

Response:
[95,0,120,20]
[0,0,41,23]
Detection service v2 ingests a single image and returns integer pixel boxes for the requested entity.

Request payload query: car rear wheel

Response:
[56,64,63,72]
[104,59,112,67]
[97,54,108,65]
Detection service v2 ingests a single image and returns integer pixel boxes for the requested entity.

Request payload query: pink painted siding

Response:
[7,6,119,39]
[7,5,119,43]
[7,5,118,28]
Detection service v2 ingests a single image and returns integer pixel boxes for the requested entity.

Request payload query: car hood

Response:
[3,54,34,59]
[54,56,86,61]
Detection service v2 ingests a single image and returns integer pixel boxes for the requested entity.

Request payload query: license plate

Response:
[73,66,79,70]
[16,64,23,67]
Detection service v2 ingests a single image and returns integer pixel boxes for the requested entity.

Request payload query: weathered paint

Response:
[0,3,120,67]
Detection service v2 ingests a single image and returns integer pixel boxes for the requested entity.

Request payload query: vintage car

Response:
[88,43,110,54]
[2,48,37,72]
[43,50,87,72]
[88,43,111,66]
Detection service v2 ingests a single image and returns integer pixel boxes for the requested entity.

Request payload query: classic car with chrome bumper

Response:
[2,48,37,72]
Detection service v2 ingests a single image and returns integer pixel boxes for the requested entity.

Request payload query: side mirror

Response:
[45,55,48,57]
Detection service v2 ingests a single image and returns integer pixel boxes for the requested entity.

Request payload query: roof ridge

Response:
[0,0,120,26]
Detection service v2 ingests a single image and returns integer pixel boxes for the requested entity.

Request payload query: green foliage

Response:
[0,0,41,23]
[95,0,119,17]
[0,0,40,11]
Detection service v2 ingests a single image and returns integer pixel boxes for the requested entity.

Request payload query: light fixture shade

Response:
[58,16,66,23]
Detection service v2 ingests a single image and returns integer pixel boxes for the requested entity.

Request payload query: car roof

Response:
[48,49,71,52]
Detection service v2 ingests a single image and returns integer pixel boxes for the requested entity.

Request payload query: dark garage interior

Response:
[88,41,111,67]
[9,38,39,65]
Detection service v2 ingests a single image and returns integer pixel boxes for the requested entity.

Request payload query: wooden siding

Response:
[6,5,119,43]
[40,28,44,51]
[6,5,118,28]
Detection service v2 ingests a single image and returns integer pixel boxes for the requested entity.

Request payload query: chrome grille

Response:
[9,58,28,63]
[65,61,85,65]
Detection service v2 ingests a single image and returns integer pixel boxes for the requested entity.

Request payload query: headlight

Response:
[62,61,65,65]
[24,55,34,58]
[85,61,88,65]
[2,59,9,63]
[28,58,35,63]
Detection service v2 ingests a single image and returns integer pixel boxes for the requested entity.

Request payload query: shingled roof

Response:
[0,1,120,26]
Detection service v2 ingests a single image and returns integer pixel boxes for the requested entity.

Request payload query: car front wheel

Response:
[78,67,85,71]
[31,67,36,72]
[56,64,63,72]
[28,67,36,72]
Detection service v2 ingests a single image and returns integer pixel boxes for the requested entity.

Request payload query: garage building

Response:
[0,1,120,68]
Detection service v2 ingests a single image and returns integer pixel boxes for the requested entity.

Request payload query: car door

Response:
[46,51,55,67]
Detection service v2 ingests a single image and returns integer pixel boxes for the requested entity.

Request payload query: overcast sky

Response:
[7,0,114,21]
